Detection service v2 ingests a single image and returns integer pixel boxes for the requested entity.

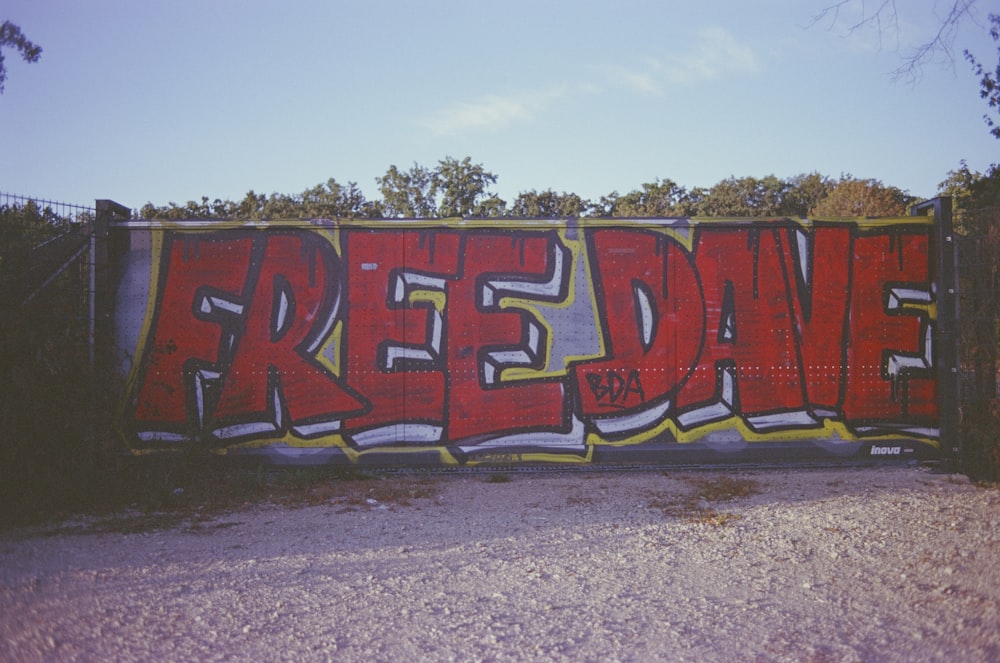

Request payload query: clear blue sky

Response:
[1,0,997,212]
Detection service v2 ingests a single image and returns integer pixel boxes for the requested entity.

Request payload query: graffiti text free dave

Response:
[123,218,938,455]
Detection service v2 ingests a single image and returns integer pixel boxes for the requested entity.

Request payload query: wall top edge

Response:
[112,215,935,231]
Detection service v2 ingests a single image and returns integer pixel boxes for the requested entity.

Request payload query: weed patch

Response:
[684,475,761,502]
[650,473,762,526]
[485,473,512,484]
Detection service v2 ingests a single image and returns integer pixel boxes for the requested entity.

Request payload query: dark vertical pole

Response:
[92,200,131,368]
[911,197,959,471]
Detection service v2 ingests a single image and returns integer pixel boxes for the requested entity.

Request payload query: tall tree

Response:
[237,191,267,219]
[0,21,42,94]
[294,179,374,218]
[965,13,1000,139]
[0,199,67,270]
[471,194,507,218]
[591,192,620,217]
[939,161,988,221]
[434,156,499,217]
[608,178,690,217]
[140,179,380,220]
[811,176,914,217]
[376,163,437,217]
[696,176,790,217]
[939,161,1000,220]
[783,172,834,216]
[507,190,588,218]
[139,198,227,220]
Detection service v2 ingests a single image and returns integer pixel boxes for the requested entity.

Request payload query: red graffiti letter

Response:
[844,229,936,422]
[446,233,567,440]
[677,227,806,429]
[786,225,852,413]
[342,230,460,445]
[210,233,368,441]
[575,229,703,420]
[131,235,254,437]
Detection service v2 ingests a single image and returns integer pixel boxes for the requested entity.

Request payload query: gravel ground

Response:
[2,464,999,662]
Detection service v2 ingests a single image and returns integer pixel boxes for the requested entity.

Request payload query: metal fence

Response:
[0,191,95,223]
[0,192,96,313]
[956,205,1000,479]
[0,193,130,522]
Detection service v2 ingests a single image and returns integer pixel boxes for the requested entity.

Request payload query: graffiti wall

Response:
[112,215,943,466]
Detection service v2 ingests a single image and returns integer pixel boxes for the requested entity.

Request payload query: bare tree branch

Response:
[893,0,979,81]
[810,0,983,82]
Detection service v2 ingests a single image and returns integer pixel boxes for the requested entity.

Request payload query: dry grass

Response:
[12,461,441,534]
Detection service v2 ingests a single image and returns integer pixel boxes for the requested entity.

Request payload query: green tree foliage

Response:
[138,156,929,223]
[274,180,375,218]
[939,161,1000,220]
[810,176,914,217]
[694,175,793,217]
[508,190,587,218]
[434,156,500,217]
[600,178,692,217]
[0,200,68,256]
[472,194,508,218]
[376,163,437,218]
[141,178,379,220]
[0,21,42,94]
[376,157,501,218]
[0,201,73,297]
[139,196,232,220]
[965,13,1000,140]
[782,172,835,216]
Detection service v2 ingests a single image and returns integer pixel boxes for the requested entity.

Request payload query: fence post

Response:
[91,200,131,368]
[911,196,960,472]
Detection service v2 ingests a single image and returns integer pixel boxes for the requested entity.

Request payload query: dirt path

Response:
[2,466,999,661]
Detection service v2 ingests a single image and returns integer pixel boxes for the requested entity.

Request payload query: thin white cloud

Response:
[609,26,761,95]
[420,26,758,135]
[419,87,568,135]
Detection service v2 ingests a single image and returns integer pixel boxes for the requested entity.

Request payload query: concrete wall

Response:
[112,216,941,466]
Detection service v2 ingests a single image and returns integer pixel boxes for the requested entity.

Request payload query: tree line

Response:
[140,156,927,221]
